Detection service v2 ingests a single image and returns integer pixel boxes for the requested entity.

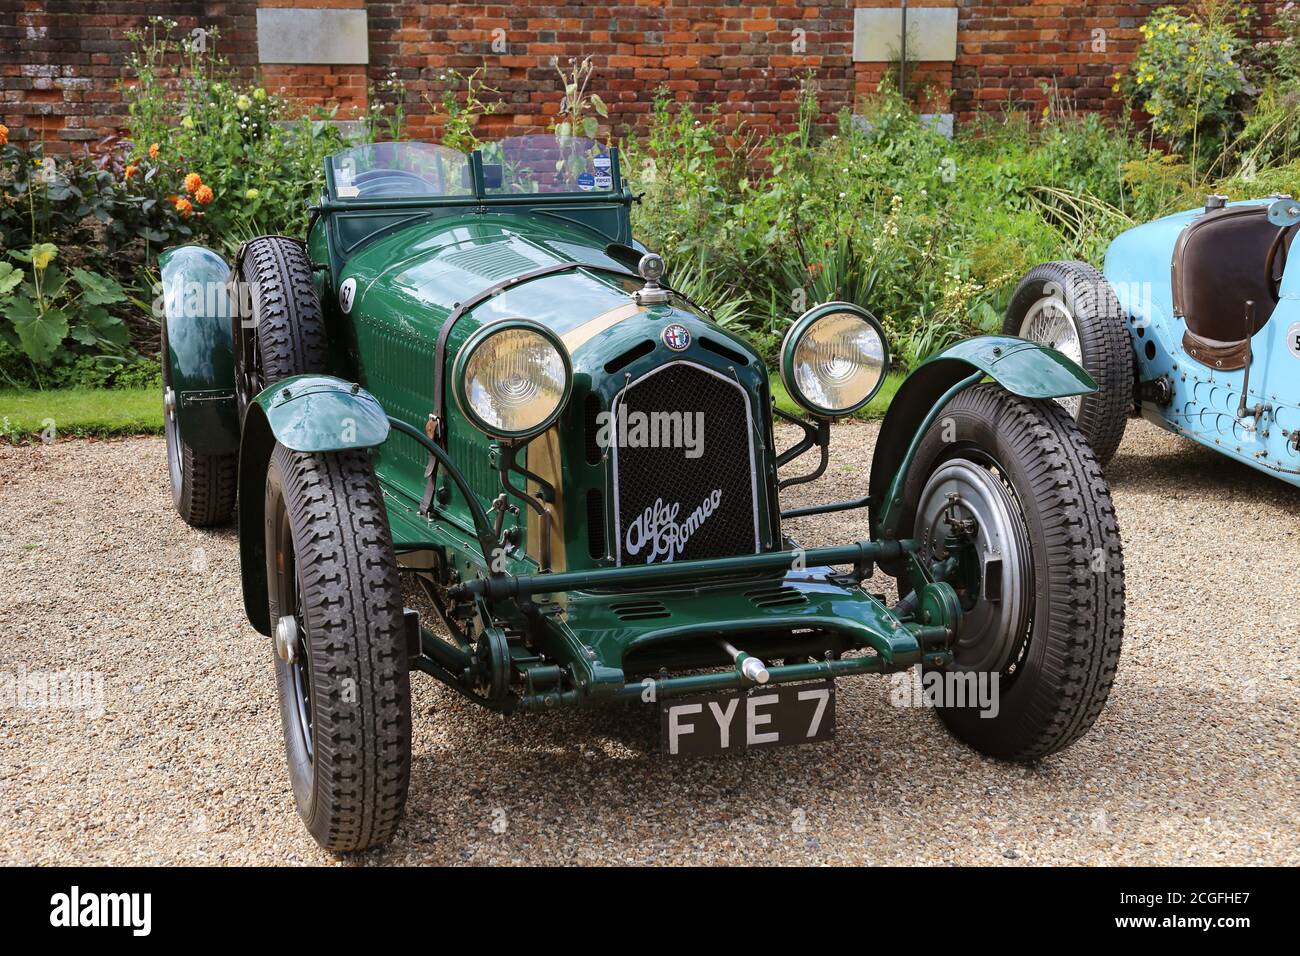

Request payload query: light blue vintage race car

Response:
[1008,194,1300,483]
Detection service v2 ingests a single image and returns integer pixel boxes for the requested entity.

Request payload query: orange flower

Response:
[148,143,160,159]
[183,172,202,194]
[174,197,193,217]
[124,164,137,180]
[194,184,214,205]
[0,124,9,147]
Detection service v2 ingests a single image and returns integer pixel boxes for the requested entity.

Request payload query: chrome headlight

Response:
[453,320,572,440]
[779,303,889,418]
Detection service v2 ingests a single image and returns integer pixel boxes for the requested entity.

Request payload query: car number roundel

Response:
[339,277,357,314]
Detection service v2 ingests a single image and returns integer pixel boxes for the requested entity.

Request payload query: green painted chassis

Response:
[247,338,1093,714]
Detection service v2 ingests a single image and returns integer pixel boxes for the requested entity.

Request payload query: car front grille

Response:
[611,360,760,565]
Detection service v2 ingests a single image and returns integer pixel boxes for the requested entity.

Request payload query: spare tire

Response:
[233,236,330,412]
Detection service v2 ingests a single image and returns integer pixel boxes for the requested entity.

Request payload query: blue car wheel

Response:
[1006,261,1134,466]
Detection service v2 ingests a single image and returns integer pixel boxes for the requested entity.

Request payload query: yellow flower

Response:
[1113,84,1121,93]
[235,94,251,111]
[245,188,260,200]
[253,88,267,101]
[181,115,195,129]
[31,243,58,271]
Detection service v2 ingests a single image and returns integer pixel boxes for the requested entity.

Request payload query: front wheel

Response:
[902,384,1124,762]
[265,443,411,852]
[1004,261,1132,466]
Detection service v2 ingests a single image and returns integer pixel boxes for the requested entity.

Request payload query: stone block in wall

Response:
[853,7,958,63]
[256,7,368,65]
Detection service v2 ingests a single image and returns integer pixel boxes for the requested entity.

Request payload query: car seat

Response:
[1173,204,1283,370]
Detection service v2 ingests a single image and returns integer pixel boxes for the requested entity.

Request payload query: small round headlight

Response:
[780,303,889,418]
[453,320,572,440]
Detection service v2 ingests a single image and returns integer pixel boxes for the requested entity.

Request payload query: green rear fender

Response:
[238,375,390,634]
[159,245,240,456]
[868,335,1097,536]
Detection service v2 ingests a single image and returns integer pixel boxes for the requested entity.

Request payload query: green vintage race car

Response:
[160,135,1124,851]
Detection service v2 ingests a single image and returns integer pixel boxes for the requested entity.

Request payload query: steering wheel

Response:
[1265,225,1294,302]
[351,168,439,198]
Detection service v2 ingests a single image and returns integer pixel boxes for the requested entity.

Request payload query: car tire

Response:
[234,236,330,412]
[265,443,411,852]
[162,326,237,527]
[902,384,1124,762]
[1004,261,1132,466]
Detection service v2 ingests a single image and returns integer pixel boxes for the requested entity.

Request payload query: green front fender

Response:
[238,375,390,634]
[159,245,240,456]
[250,374,389,452]
[869,335,1096,539]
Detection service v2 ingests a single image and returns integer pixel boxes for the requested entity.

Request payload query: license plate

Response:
[660,681,834,756]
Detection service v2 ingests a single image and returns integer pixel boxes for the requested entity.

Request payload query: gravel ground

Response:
[1,419,1297,866]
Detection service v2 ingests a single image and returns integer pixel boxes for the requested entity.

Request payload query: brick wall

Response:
[370,2,857,142]
[0,0,258,152]
[0,1,1286,154]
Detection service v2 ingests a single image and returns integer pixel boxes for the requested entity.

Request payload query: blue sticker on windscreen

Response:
[576,171,595,191]
[594,153,611,170]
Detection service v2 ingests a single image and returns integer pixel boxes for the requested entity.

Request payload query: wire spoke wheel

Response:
[1019,295,1084,418]
[271,505,314,764]
[1005,261,1133,467]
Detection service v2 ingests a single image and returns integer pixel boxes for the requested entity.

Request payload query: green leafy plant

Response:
[422,68,502,152]
[367,72,409,143]
[0,244,129,372]
[121,17,359,240]
[1122,3,1252,169]
[554,55,609,143]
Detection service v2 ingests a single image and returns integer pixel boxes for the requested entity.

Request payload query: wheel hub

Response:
[914,460,1033,673]
[275,615,299,664]
[1020,295,1083,419]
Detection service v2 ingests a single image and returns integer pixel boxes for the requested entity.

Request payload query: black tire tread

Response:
[911,384,1124,762]
[1004,260,1132,466]
[162,323,237,527]
[274,445,410,852]
[176,444,237,526]
[239,236,329,385]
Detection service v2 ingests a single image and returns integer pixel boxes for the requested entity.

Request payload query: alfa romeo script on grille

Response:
[613,362,760,564]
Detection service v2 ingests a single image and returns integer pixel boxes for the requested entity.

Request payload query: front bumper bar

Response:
[449,539,915,601]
